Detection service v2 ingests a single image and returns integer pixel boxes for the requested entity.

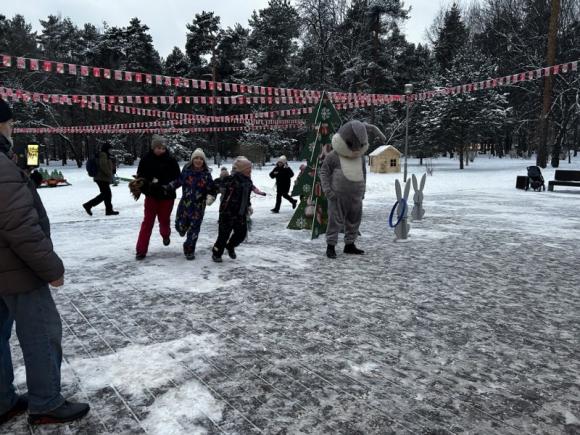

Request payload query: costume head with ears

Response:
[332,120,387,159]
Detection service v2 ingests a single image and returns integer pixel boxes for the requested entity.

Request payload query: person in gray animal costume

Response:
[319,120,386,258]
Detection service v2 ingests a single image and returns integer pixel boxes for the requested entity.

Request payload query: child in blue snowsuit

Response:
[172,148,216,260]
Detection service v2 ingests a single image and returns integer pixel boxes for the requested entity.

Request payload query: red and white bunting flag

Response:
[145,74,152,84]
[43,61,52,72]
[2,55,11,67]
[29,58,39,71]
[16,57,25,69]
[56,63,65,74]
[103,69,111,79]
[81,65,89,77]
[124,71,132,82]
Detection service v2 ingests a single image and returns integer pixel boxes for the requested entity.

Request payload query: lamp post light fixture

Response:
[403,83,413,183]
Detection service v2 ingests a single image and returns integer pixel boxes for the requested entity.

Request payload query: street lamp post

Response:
[403,83,413,183]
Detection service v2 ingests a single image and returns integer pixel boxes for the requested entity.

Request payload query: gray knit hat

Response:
[190,148,207,162]
[151,134,167,149]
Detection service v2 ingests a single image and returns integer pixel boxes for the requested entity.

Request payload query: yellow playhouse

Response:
[369,145,401,173]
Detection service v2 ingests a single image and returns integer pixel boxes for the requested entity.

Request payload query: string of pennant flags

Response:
[1,51,578,136]
[0,53,401,103]
[12,124,305,135]
[0,86,402,107]
[411,60,578,101]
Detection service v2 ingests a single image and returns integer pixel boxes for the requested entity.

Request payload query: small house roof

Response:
[369,145,401,157]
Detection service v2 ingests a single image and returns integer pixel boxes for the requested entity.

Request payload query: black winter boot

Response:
[226,245,237,259]
[344,243,364,255]
[0,395,28,424]
[28,401,90,425]
[326,244,337,259]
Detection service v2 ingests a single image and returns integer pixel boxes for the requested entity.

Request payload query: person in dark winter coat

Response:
[0,98,90,426]
[269,155,297,212]
[172,148,216,260]
[135,135,181,260]
[212,157,254,262]
[82,142,119,216]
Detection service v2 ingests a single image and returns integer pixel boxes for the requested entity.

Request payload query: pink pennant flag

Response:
[114,70,123,80]
[164,76,171,86]
[2,55,11,67]
[124,71,132,82]
[29,58,39,71]
[145,74,152,84]
[200,80,207,90]
[56,63,65,74]
[16,57,25,69]
[155,75,162,85]
[81,65,89,76]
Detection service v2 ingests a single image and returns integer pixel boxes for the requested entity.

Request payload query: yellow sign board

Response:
[27,144,39,166]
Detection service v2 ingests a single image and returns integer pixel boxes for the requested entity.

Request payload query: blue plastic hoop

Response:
[389,198,407,228]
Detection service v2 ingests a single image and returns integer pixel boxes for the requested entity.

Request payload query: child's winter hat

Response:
[151,134,167,149]
[190,148,206,162]
[0,98,13,123]
[277,155,287,164]
[220,166,229,176]
[232,156,252,173]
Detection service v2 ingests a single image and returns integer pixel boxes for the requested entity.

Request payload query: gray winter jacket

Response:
[0,145,64,295]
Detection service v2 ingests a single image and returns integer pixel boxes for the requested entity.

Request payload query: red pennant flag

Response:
[43,61,52,72]
[29,58,39,71]
[2,55,11,67]
[135,73,142,83]
[164,76,171,86]
[124,71,132,82]
[79,65,88,76]
[103,69,111,79]
[173,77,181,87]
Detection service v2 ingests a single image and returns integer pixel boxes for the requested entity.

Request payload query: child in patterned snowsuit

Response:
[172,148,216,260]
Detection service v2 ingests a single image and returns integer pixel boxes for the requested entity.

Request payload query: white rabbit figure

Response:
[394,178,411,240]
[411,173,426,221]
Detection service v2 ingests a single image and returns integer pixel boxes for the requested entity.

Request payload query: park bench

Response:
[548,170,580,191]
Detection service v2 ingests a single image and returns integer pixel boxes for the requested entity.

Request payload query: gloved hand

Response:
[206,195,216,206]
[161,184,175,196]
[247,206,254,216]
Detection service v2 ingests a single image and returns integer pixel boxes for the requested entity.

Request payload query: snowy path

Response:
[5,157,580,434]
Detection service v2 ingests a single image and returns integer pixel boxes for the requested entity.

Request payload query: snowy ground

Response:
[4,154,580,434]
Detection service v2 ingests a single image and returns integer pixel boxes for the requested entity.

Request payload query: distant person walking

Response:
[269,155,297,213]
[83,143,119,216]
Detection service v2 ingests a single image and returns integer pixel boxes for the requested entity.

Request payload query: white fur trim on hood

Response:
[332,134,367,182]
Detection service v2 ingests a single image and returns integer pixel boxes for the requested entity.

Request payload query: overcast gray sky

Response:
[2,0,448,58]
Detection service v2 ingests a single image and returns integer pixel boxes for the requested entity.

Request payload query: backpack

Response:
[86,153,99,177]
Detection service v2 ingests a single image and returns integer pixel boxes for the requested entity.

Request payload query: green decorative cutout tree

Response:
[287,93,341,238]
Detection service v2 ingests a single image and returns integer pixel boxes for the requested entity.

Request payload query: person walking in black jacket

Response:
[269,155,297,213]
[82,143,119,216]
[135,135,181,260]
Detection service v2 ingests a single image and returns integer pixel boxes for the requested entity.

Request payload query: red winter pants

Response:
[136,196,175,255]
